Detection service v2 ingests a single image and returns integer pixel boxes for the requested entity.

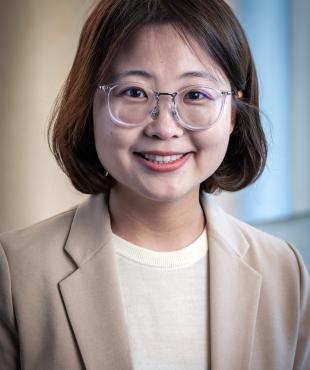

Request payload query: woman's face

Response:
[93,24,234,203]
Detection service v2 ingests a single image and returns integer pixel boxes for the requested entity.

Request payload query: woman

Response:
[0,0,309,369]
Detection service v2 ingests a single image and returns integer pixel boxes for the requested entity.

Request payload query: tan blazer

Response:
[0,194,309,370]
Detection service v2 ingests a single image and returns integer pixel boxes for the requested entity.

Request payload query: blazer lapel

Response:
[59,194,133,370]
[202,196,262,370]
[58,193,262,370]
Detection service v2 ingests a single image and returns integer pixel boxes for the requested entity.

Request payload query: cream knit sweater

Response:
[112,230,208,370]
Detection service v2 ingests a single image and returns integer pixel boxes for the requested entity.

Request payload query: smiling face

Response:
[93,24,234,204]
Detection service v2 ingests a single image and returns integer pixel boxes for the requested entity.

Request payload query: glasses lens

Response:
[176,86,223,129]
[109,84,153,126]
[107,84,225,129]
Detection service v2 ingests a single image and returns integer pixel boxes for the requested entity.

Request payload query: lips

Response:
[134,151,191,172]
[140,153,185,163]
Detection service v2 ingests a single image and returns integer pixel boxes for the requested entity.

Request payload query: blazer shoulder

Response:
[203,195,301,265]
[0,207,77,255]
[227,213,306,273]
[230,214,288,247]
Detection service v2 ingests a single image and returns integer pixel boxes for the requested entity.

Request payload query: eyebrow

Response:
[180,71,221,82]
[111,70,154,82]
[110,69,221,83]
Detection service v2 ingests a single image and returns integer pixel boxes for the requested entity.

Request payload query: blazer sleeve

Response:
[0,242,21,369]
[289,244,310,370]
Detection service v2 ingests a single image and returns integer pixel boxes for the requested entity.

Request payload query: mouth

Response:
[138,153,186,163]
[134,151,192,172]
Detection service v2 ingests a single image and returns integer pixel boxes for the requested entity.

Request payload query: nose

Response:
[144,94,184,140]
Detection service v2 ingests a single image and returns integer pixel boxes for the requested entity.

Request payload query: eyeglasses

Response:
[98,82,235,131]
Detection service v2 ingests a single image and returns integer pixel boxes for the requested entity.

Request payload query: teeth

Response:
[142,153,184,163]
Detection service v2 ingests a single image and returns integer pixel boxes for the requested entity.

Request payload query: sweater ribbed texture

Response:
[112,230,209,369]
[112,229,207,269]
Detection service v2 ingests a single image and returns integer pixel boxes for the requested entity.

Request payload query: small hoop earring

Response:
[104,170,109,177]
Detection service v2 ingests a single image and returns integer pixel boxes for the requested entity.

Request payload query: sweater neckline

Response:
[112,229,207,268]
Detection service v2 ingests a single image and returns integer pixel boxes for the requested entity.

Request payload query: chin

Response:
[135,183,199,204]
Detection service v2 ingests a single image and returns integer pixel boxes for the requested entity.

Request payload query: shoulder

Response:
[0,206,77,263]
[205,196,309,316]
[222,209,310,307]
[0,206,83,303]
[203,195,308,278]
[230,212,310,329]
[229,213,300,265]
[228,212,290,252]
[0,193,110,276]
[228,209,303,268]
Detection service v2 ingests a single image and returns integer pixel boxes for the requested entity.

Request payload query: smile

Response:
[141,153,184,163]
[135,152,191,172]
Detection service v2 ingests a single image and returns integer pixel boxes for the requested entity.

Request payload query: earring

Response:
[104,170,109,177]
[237,91,244,99]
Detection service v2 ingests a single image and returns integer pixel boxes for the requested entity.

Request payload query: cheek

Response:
[93,106,116,165]
[94,117,113,158]
[93,111,140,171]
[193,130,231,183]
[196,109,234,151]
[194,124,231,151]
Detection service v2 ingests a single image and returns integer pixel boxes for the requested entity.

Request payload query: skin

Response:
[93,24,235,251]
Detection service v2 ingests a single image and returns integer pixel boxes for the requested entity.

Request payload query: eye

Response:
[122,87,147,98]
[187,91,204,100]
[184,89,215,101]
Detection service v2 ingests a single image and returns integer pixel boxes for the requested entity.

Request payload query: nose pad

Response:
[150,104,160,120]
[149,97,179,122]
[145,97,184,139]
[171,107,180,122]
[168,95,180,122]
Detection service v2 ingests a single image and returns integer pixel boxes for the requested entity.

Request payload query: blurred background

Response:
[0,0,309,268]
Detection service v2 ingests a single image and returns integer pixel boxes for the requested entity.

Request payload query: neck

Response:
[108,186,205,251]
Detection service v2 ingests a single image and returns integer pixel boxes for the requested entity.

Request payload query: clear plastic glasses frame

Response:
[98,82,235,131]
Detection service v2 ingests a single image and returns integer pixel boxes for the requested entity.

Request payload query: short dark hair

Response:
[48,0,267,194]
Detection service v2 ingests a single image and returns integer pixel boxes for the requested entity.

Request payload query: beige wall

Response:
[0,1,96,232]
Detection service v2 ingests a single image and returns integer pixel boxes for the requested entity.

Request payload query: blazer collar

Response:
[201,194,262,370]
[60,193,134,369]
[64,193,112,266]
[201,194,250,258]
[64,193,249,265]
[61,193,261,370]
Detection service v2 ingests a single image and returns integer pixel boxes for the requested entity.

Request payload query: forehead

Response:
[108,24,228,87]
